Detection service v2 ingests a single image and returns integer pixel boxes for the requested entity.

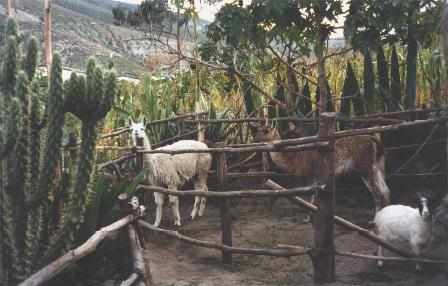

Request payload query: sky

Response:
[111,0,232,22]
[112,0,344,38]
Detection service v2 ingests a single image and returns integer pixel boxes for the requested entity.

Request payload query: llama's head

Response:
[250,121,280,143]
[128,118,148,147]
[417,191,433,220]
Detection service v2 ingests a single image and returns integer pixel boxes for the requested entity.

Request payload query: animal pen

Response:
[19,109,448,286]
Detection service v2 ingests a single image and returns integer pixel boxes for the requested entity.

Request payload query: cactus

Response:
[0,19,118,282]
[46,58,116,257]
[1,98,23,283]
[23,37,38,80]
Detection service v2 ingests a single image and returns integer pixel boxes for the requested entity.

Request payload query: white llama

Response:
[129,118,212,227]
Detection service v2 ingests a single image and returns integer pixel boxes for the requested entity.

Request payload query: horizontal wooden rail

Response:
[137,142,328,155]
[278,244,448,265]
[98,153,136,170]
[136,184,322,198]
[360,108,444,119]
[264,180,413,258]
[385,139,445,152]
[271,117,448,148]
[146,112,207,126]
[138,220,309,257]
[185,117,317,124]
[152,129,198,149]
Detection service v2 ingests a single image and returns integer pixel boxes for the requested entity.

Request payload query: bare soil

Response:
[143,197,447,286]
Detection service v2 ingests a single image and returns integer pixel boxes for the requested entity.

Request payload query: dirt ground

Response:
[142,197,447,286]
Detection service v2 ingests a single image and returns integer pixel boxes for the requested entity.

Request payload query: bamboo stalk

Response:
[138,220,309,257]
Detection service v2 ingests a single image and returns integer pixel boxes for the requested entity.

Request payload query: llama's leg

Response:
[411,243,423,271]
[168,187,181,226]
[374,166,390,208]
[191,180,208,219]
[197,178,209,217]
[377,245,384,268]
[361,176,383,217]
[154,192,164,228]
[190,179,202,220]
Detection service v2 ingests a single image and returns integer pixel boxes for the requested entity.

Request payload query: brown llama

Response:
[252,121,390,216]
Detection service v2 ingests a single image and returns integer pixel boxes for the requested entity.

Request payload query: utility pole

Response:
[5,0,12,16]
[44,0,53,74]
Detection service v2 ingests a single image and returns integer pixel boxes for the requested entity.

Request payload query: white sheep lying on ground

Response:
[374,192,433,271]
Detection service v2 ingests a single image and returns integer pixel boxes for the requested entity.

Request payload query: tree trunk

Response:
[377,45,390,112]
[441,1,448,103]
[390,45,402,110]
[286,64,300,115]
[44,0,52,73]
[363,49,375,113]
[315,29,328,115]
[5,0,12,16]
[405,3,418,109]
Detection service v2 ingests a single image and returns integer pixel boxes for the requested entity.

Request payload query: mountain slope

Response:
[1,0,146,76]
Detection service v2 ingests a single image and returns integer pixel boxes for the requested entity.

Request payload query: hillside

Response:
[0,0,152,76]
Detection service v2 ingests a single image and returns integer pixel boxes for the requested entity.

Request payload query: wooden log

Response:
[98,153,135,170]
[99,128,130,140]
[264,180,413,258]
[137,220,309,257]
[128,225,152,286]
[272,117,448,148]
[19,214,139,286]
[138,141,329,155]
[152,129,198,149]
[136,184,323,198]
[146,112,207,127]
[312,112,336,283]
[278,244,448,265]
[216,142,232,264]
[184,117,317,124]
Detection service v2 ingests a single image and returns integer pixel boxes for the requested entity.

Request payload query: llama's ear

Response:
[128,117,134,126]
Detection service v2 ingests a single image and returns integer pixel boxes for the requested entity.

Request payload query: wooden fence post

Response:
[312,112,336,283]
[216,142,232,264]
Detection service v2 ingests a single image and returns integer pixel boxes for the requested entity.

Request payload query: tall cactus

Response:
[45,58,116,258]
[34,54,65,257]
[0,19,118,283]
[23,37,38,80]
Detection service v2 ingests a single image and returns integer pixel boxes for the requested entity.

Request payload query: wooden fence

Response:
[21,109,448,286]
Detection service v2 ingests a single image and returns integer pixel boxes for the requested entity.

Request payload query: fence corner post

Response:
[312,112,337,283]
[216,141,232,264]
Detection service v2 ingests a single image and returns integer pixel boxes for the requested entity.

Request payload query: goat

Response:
[129,118,212,227]
[374,192,434,271]
[251,121,390,217]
